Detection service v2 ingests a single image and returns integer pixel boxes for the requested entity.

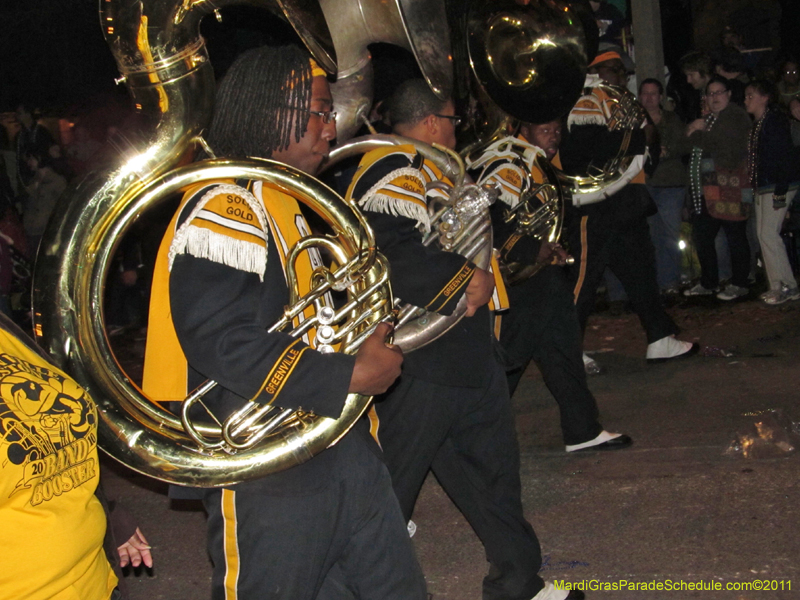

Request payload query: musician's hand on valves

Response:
[464,267,495,317]
[349,322,404,395]
[537,241,571,266]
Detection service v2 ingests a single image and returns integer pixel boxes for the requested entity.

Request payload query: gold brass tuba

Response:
[462,0,588,283]
[559,76,649,206]
[31,0,394,487]
[326,135,496,351]
[318,0,453,142]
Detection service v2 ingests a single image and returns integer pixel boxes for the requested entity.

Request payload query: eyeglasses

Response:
[435,114,462,127]
[706,89,729,98]
[284,106,337,124]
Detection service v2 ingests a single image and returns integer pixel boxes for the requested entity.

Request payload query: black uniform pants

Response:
[501,266,604,446]
[566,191,679,344]
[203,433,426,600]
[691,200,751,289]
[374,361,544,600]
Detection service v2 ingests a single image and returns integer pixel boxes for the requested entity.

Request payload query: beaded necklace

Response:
[747,107,769,190]
[689,112,718,214]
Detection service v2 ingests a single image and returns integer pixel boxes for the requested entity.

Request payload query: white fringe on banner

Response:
[358,167,431,232]
[169,184,270,280]
[171,225,268,280]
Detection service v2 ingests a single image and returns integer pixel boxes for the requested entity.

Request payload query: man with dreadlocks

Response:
[142,45,426,600]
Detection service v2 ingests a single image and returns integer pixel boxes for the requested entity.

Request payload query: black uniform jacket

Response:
[154,179,369,494]
[347,145,496,388]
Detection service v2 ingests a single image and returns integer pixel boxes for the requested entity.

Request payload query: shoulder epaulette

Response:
[348,145,432,232]
[169,182,270,280]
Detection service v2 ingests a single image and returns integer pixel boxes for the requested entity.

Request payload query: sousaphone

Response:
[31,0,394,487]
[462,0,589,282]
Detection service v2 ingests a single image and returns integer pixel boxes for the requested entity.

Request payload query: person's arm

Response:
[559,124,647,176]
[764,113,793,200]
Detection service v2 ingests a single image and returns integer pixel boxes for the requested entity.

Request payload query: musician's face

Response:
[520,120,562,161]
[594,59,627,87]
[271,76,336,175]
[432,101,458,151]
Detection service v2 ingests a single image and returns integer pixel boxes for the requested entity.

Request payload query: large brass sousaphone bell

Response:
[462,0,589,283]
[318,0,453,141]
[32,0,394,487]
[466,0,589,125]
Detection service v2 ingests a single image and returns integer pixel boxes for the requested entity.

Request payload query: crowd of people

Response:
[651,43,800,306]
[0,106,159,332]
[2,5,800,600]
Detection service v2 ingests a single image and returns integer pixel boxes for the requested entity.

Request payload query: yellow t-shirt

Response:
[0,323,117,600]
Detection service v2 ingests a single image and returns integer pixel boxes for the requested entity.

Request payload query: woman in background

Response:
[684,76,752,301]
[639,78,691,295]
[745,79,800,305]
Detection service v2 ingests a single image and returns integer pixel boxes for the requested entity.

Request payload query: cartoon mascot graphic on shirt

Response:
[0,353,97,505]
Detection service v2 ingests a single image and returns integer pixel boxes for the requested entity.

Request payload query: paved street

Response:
[104,297,800,600]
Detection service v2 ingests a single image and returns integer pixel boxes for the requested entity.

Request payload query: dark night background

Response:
[1,1,800,125]
[0,2,308,125]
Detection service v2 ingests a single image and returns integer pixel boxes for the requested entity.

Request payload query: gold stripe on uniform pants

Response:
[222,489,241,600]
[572,215,590,303]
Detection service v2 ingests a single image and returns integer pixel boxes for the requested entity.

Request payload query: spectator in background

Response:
[776,59,800,110]
[684,76,752,301]
[66,124,103,178]
[744,79,800,305]
[14,104,55,190]
[680,52,714,120]
[589,0,625,47]
[639,78,691,296]
[789,98,800,146]
[713,47,749,106]
[22,147,66,259]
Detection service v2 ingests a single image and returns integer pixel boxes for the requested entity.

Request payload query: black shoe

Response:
[567,591,586,600]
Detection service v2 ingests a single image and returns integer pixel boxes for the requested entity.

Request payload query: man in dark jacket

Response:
[347,79,584,600]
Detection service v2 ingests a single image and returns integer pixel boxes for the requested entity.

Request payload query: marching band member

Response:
[143,45,426,600]
[560,51,698,369]
[469,119,632,453]
[347,78,584,600]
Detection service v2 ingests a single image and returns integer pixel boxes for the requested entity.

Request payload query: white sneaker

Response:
[683,283,715,296]
[530,581,575,600]
[566,430,632,452]
[763,285,800,305]
[582,352,602,376]
[646,335,699,364]
[716,284,748,301]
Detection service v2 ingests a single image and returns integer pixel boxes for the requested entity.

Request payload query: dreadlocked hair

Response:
[207,44,313,159]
